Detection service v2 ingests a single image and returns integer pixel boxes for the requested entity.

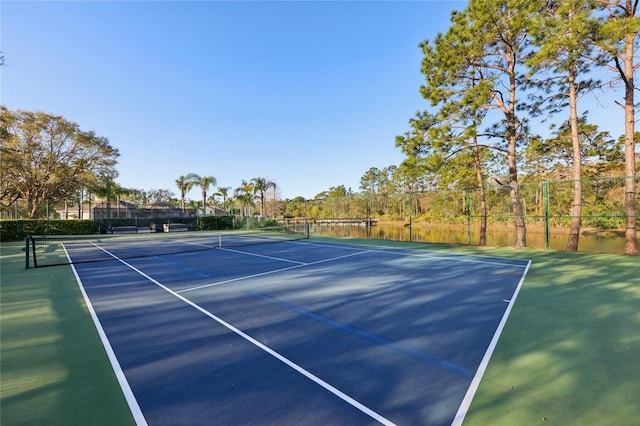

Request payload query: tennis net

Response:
[27,224,309,268]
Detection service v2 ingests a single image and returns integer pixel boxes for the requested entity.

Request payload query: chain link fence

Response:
[2,177,638,252]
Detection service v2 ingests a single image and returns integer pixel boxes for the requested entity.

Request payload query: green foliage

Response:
[0,219,94,242]
[198,215,233,231]
[259,219,280,227]
[583,202,626,229]
[1,107,120,219]
[283,176,637,233]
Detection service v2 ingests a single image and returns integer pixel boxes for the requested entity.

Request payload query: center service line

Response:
[178,249,372,293]
[89,243,396,426]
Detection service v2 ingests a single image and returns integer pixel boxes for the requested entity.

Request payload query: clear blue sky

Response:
[1,0,465,200]
[0,1,630,201]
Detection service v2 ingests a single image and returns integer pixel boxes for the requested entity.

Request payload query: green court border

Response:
[2,238,638,425]
[1,242,135,426]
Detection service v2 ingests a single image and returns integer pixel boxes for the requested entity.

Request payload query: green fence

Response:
[2,177,638,252]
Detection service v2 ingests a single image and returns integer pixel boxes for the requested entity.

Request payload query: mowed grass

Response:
[1,237,639,425]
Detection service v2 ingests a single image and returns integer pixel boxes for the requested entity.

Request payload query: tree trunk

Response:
[623,38,638,255]
[27,197,36,219]
[567,68,582,251]
[472,134,487,246]
[508,142,526,247]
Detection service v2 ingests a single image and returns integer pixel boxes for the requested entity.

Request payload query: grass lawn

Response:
[1,237,638,425]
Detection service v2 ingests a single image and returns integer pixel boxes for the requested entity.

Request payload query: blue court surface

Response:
[70,239,530,426]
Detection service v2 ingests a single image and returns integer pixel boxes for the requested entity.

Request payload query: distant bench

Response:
[163,223,188,232]
[111,226,152,234]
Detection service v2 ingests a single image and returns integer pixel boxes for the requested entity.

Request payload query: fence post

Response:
[25,236,30,269]
[46,201,50,234]
[544,180,550,251]
[409,192,413,242]
[366,195,370,239]
[466,189,471,246]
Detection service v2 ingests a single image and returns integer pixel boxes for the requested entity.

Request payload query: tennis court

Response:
[51,232,530,425]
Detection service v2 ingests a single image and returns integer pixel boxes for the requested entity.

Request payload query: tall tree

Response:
[91,175,121,219]
[126,188,148,206]
[596,0,639,255]
[234,180,255,217]
[401,56,494,241]
[175,173,198,213]
[360,167,383,215]
[359,167,381,195]
[216,186,231,213]
[251,177,276,217]
[147,188,174,210]
[454,0,542,248]
[542,118,620,174]
[191,174,217,215]
[527,0,601,251]
[0,107,119,218]
[413,1,538,247]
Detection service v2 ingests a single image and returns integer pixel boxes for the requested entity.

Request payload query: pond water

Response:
[310,222,630,255]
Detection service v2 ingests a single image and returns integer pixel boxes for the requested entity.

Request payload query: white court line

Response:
[219,247,307,264]
[298,240,530,268]
[177,250,372,293]
[451,260,532,426]
[83,243,395,426]
[381,250,528,268]
[177,263,306,293]
[66,244,148,426]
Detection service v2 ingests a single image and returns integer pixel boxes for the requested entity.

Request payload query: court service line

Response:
[451,260,532,426]
[218,247,308,264]
[177,263,306,293]
[87,244,395,426]
[372,249,529,269]
[177,250,372,293]
[298,240,530,268]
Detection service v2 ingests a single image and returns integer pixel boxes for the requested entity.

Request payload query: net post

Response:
[466,189,471,246]
[218,233,222,248]
[305,223,310,239]
[31,236,38,268]
[543,180,550,251]
[25,236,30,269]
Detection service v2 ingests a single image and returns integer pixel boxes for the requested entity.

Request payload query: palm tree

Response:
[234,180,255,217]
[214,186,231,213]
[175,174,198,212]
[91,176,119,219]
[192,175,217,215]
[114,185,130,218]
[251,177,276,217]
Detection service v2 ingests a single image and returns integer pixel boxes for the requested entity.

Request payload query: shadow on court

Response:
[3,239,637,425]
[73,242,528,425]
